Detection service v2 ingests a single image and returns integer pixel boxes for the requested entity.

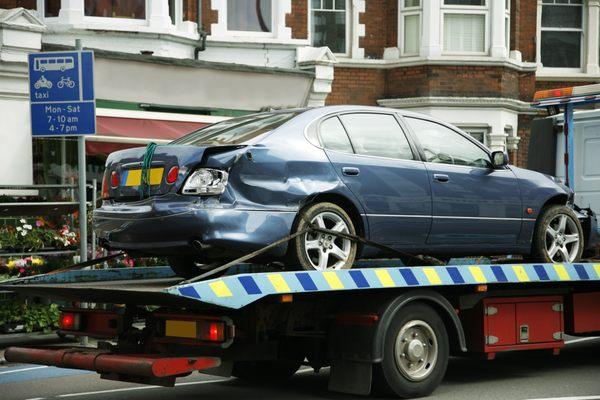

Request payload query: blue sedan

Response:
[94,106,593,278]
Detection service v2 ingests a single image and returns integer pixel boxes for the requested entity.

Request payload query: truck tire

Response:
[373,302,449,398]
[287,202,357,271]
[529,205,584,263]
[232,360,301,382]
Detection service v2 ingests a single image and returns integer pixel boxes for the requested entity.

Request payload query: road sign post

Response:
[28,44,95,265]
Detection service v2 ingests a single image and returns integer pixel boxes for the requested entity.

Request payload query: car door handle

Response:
[342,167,360,176]
[433,174,450,183]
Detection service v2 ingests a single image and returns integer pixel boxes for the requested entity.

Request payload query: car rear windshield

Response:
[171,112,298,146]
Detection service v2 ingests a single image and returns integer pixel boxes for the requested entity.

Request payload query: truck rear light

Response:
[200,321,225,342]
[60,312,81,331]
[166,166,179,184]
[110,171,120,188]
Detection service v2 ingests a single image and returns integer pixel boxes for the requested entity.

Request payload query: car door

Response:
[318,112,432,248]
[403,116,522,246]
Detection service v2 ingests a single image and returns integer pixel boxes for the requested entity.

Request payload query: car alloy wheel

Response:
[304,211,352,270]
[545,213,581,262]
[394,320,438,382]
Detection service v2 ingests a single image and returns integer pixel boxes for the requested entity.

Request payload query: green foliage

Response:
[0,300,60,333]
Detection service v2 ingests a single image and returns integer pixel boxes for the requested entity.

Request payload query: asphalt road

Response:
[1,337,599,400]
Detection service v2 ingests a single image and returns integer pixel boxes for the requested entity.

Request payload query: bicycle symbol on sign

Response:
[57,77,75,89]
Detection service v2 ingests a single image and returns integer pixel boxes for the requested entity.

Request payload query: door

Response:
[318,113,431,247]
[404,116,522,246]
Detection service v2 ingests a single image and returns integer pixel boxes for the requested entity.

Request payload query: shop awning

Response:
[85,110,224,156]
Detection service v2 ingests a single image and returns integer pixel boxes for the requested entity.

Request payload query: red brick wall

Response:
[359,0,390,59]
[386,65,522,99]
[201,0,218,35]
[0,0,36,9]
[327,67,386,106]
[516,0,537,62]
[286,0,308,40]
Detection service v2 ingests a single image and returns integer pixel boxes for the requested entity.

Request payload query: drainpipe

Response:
[194,0,207,58]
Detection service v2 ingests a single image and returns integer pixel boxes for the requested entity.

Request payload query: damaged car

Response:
[94,106,597,278]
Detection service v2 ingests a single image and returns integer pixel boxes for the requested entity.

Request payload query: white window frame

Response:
[458,125,490,147]
[308,0,351,56]
[222,0,276,38]
[505,0,510,53]
[441,0,490,56]
[399,0,422,57]
[539,0,585,73]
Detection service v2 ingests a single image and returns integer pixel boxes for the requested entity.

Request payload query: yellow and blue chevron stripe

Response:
[167,263,600,310]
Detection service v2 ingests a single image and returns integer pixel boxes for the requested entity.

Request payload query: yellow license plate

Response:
[121,168,163,187]
[165,320,196,339]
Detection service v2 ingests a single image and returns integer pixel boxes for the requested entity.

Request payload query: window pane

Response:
[312,10,346,53]
[444,13,485,52]
[183,0,198,22]
[404,0,420,7]
[319,117,353,153]
[339,114,414,160]
[444,0,485,5]
[406,118,490,167]
[45,0,60,17]
[541,31,581,68]
[84,0,146,19]
[7,0,37,9]
[542,5,582,28]
[404,14,420,54]
[227,0,272,32]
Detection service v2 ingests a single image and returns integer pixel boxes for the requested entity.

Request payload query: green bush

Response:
[0,300,60,333]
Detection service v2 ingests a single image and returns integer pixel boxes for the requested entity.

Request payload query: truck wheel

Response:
[529,205,584,263]
[287,202,357,271]
[373,302,449,398]
[232,360,301,382]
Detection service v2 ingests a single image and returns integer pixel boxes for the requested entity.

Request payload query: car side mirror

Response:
[491,151,509,169]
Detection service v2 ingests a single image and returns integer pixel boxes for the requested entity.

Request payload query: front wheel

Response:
[530,205,584,263]
[373,302,449,398]
[286,202,357,271]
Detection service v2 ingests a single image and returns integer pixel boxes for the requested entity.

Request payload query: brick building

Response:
[0,0,595,189]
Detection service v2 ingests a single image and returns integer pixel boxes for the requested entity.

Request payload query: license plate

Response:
[165,320,196,339]
[121,168,163,187]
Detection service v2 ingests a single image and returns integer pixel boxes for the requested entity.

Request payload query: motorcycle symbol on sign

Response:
[34,76,52,90]
[57,76,75,89]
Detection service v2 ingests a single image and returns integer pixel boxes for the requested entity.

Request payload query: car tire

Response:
[372,302,449,399]
[232,360,301,382]
[287,202,357,271]
[529,205,584,263]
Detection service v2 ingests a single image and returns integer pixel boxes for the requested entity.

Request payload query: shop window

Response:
[540,0,583,69]
[400,0,421,56]
[84,0,146,20]
[227,0,272,32]
[311,0,348,54]
[443,0,487,53]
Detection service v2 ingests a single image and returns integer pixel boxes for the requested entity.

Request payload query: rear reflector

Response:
[110,171,119,188]
[166,166,179,184]
[164,319,226,343]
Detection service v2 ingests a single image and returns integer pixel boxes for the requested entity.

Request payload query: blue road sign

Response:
[28,51,95,136]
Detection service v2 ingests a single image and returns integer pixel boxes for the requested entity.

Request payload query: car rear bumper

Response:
[94,196,297,258]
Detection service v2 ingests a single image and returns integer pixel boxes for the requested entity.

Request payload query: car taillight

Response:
[199,321,226,342]
[110,171,119,189]
[60,312,81,331]
[166,166,179,184]
[101,172,109,199]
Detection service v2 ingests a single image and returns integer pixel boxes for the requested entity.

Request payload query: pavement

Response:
[0,336,599,400]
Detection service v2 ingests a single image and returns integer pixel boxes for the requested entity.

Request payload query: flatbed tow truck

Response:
[2,87,600,399]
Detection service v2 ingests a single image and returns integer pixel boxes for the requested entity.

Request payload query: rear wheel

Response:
[287,202,357,271]
[373,302,449,398]
[530,205,584,263]
[232,360,301,382]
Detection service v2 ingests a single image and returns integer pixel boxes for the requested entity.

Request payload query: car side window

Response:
[405,117,490,168]
[339,113,414,160]
[319,117,354,153]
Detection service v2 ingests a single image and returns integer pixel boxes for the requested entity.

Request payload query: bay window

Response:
[227,0,272,33]
[442,0,487,54]
[84,0,146,20]
[400,0,421,56]
[311,0,348,54]
[540,0,583,69]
